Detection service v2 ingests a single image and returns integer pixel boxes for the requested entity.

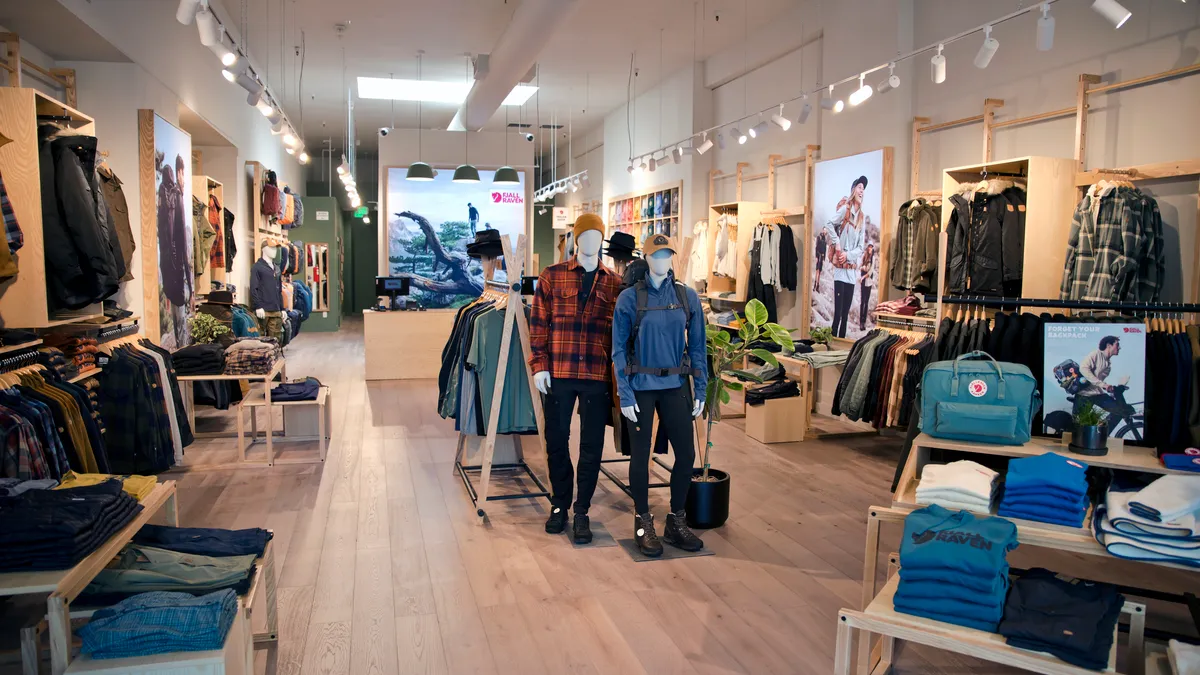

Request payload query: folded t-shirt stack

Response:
[1093,478,1200,568]
[133,524,272,558]
[78,544,258,605]
[172,344,226,375]
[895,504,1019,632]
[224,338,280,375]
[0,479,142,571]
[1161,448,1200,473]
[745,379,800,405]
[36,347,76,379]
[998,567,1124,670]
[997,452,1090,528]
[272,377,321,402]
[55,470,157,501]
[43,335,99,372]
[76,589,238,659]
[915,460,999,513]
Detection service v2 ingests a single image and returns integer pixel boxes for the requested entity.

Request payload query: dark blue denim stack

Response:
[270,377,320,402]
[77,589,238,659]
[133,524,272,557]
[0,479,141,571]
[999,568,1124,670]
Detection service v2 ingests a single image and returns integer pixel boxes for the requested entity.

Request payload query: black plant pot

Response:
[1069,423,1109,456]
[686,468,730,529]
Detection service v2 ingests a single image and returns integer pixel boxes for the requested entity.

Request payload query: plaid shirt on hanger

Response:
[0,172,23,252]
[529,258,623,382]
[1060,185,1135,302]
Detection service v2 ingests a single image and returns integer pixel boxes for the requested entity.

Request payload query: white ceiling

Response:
[0,0,130,62]
[219,0,797,155]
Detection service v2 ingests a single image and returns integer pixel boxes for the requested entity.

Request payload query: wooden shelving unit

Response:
[0,88,103,327]
[0,339,41,354]
[193,175,225,294]
[607,180,683,240]
[705,200,769,302]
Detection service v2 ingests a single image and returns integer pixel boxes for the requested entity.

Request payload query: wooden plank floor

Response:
[162,319,1195,675]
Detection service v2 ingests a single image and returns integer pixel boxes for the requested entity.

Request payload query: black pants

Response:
[859,283,872,330]
[832,280,854,338]
[628,385,695,514]
[543,378,608,514]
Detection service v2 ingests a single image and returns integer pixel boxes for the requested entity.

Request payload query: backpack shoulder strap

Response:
[673,282,692,326]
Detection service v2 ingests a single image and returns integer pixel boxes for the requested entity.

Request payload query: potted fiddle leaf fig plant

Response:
[688,298,794,529]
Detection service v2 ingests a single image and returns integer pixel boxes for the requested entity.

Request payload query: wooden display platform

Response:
[63,606,249,675]
[836,573,1142,675]
[238,385,328,464]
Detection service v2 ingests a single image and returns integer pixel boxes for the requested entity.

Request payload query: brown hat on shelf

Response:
[573,213,605,242]
[205,290,235,305]
[641,233,676,257]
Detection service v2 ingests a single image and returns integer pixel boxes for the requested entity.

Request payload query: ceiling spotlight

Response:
[627,164,635,174]
[285,146,295,156]
[749,119,768,138]
[573,176,582,189]
[648,156,657,172]
[931,44,947,84]
[849,74,873,106]
[208,42,236,67]
[176,0,201,25]
[658,151,673,166]
[298,151,309,164]
[363,215,371,224]
[195,6,221,46]
[351,196,362,209]
[696,132,714,155]
[1091,0,1131,28]
[221,69,236,83]
[771,105,791,131]
[283,133,299,147]
[731,126,746,144]
[256,100,274,117]
[570,181,579,193]
[640,157,648,171]
[798,97,812,124]
[1037,3,1055,51]
[336,161,349,176]
[877,63,900,94]
[674,146,685,162]
[975,26,999,69]
[820,85,843,113]
[582,172,591,188]
[716,132,726,150]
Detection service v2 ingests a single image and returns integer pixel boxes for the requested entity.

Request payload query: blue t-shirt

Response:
[900,504,1019,578]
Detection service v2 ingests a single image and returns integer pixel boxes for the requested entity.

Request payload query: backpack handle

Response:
[950,350,1006,400]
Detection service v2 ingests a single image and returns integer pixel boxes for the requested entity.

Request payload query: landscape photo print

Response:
[808,148,890,341]
[385,167,527,309]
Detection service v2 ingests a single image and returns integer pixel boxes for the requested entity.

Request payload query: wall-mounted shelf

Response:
[607,181,683,240]
[0,339,41,355]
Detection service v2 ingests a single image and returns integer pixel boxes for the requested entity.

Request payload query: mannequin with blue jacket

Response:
[612,233,708,557]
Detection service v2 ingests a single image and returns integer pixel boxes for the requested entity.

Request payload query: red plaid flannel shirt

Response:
[529,259,622,382]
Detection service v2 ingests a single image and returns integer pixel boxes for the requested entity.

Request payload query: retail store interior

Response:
[0,0,1199,673]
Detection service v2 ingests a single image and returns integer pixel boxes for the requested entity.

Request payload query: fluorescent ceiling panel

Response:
[357,77,537,106]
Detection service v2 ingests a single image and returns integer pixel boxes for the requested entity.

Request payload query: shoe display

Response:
[545,507,568,534]
[664,510,704,552]
[634,512,663,557]
[572,514,593,544]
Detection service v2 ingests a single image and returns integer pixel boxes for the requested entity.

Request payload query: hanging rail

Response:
[926,295,1200,314]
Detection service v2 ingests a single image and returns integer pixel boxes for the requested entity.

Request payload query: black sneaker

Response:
[545,506,568,534]
[634,513,663,557]
[572,514,593,544]
[664,510,704,552]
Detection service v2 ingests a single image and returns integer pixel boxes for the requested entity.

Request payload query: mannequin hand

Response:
[692,399,704,419]
[534,371,552,395]
[621,404,640,423]
[255,308,265,319]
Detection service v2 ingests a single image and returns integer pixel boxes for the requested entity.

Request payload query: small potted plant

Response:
[1069,401,1109,456]
[810,326,834,350]
[689,298,793,529]
[188,313,232,346]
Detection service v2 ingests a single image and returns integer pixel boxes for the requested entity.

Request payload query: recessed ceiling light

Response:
[357,77,536,106]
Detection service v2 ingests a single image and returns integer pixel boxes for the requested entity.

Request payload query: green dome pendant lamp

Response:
[407,52,435,181]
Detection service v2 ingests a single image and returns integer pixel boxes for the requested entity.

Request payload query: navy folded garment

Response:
[271,377,320,402]
[996,504,1086,528]
[900,505,1018,579]
[133,525,272,558]
[999,568,1123,671]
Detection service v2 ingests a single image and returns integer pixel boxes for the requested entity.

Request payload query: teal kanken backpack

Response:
[920,351,1042,445]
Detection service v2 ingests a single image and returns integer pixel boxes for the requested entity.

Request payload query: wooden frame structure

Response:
[452,234,551,522]
[705,200,770,303]
[707,145,820,214]
[910,63,1200,196]
[246,160,288,258]
[0,33,77,108]
[0,88,102,328]
[194,175,226,293]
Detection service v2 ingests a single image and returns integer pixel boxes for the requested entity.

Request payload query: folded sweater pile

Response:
[997,452,1090,528]
[173,344,226,375]
[1093,477,1200,568]
[915,460,999,513]
[999,568,1123,670]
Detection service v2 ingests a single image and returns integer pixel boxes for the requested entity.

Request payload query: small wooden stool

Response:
[237,385,329,465]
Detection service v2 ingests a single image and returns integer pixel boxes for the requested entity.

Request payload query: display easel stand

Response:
[452,235,552,522]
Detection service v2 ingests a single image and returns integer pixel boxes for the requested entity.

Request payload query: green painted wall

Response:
[298,197,342,332]
[533,205,555,274]
[342,208,379,315]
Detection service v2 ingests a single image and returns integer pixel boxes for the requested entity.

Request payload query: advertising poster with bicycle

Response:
[1044,323,1146,441]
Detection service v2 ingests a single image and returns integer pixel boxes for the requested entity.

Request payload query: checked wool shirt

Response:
[1060,184,1165,303]
[530,258,622,382]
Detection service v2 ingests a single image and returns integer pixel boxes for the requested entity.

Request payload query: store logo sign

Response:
[1123,327,1143,334]
[492,191,523,205]
[968,379,987,397]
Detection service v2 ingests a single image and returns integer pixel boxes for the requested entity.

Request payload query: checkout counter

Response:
[363,276,456,380]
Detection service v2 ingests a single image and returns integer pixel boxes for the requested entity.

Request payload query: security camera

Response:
[523,132,534,142]
[378,127,389,137]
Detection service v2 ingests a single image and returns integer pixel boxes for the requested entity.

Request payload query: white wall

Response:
[0,24,60,97]
[375,129,536,274]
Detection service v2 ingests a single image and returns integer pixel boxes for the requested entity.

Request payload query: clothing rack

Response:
[0,349,38,372]
[452,234,551,522]
[927,294,1200,314]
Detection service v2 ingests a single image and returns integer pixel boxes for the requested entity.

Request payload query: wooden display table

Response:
[63,610,249,675]
[0,482,178,675]
[178,358,286,466]
[363,309,456,380]
[238,385,329,464]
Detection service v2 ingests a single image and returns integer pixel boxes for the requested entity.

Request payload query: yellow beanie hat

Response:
[573,213,605,241]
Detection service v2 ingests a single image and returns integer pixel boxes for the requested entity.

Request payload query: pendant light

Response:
[407,51,435,181]
[453,56,480,184]
[493,105,519,184]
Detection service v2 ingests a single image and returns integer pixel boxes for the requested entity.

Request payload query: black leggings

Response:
[628,385,696,514]
[832,280,854,338]
[859,283,872,329]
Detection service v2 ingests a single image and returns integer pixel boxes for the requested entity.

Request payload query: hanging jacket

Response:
[945,182,1024,297]
[223,208,237,273]
[261,170,281,216]
[96,165,136,282]
[39,128,122,310]
[912,201,942,293]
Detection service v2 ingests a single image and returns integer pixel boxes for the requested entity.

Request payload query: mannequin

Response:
[611,233,707,557]
[250,242,284,340]
[528,214,622,544]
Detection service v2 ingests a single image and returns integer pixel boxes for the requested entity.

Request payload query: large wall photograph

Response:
[153,114,193,349]
[385,167,526,309]
[809,148,890,341]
